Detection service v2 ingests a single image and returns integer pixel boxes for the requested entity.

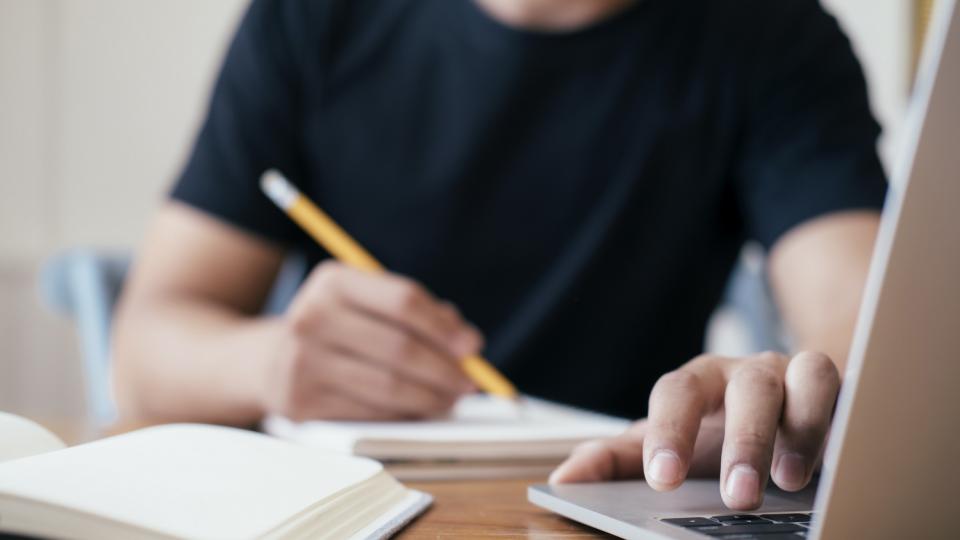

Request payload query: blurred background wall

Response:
[0,0,917,428]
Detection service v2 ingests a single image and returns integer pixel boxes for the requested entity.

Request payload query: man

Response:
[113,0,885,510]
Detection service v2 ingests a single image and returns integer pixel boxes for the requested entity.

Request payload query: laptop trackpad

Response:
[529,480,817,538]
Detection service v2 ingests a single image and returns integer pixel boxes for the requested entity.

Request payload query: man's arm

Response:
[768,211,880,371]
[550,211,880,509]
[112,203,481,426]
[113,203,289,425]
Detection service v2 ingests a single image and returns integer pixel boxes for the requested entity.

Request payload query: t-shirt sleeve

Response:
[170,0,310,245]
[735,1,888,250]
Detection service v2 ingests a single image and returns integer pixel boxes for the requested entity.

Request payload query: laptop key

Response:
[660,517,719,527]
[759,513,812,523]
[696,523,806,536]
[691,529,806,540]
[710,514,768,523]
[710,514,772,524]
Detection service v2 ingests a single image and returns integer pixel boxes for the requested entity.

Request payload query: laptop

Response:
[528,1,960,538]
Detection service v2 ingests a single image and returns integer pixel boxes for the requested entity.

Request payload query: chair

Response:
[39,249,306,427]
[720,244,788,354]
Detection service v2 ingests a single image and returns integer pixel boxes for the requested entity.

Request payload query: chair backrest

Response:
[720,245,788,354]
[39,249,306,426]
[40,250,129,426]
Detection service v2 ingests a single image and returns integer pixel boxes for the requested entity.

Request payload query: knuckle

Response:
[687,353,718,369]
[655,370,702,394]
[286,304,328,338]
[381,369,405,395]
[439,392,459,409]
[731,428,773,451]
[423,391,453,413]
[286,309,312,337]
[792,351,840,384]
[690,353,715,363]
[733,365,783,395]
[391,280,426,315]
[787,412,828,436]
[574,439,607,455]
[755,350,789,367]
[438,301,460,320]
[282,386,313,421]
[310,260,341,287]
[283,338,311,373]
[384,333,417,360]
[648,418,694,442]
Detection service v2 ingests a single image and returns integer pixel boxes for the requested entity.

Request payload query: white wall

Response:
[0,0,247,429]
[1,0,248,262]
[821,0,914,172]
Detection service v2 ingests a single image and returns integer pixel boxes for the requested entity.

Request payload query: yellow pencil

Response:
[261,170,519,401]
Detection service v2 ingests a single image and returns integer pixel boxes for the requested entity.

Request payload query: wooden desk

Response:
[41,419,608,538]
[401,478,607,538]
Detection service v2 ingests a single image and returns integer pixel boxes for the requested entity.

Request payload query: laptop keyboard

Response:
[660,513,812,538]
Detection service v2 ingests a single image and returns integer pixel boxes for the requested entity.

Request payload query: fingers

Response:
[550,425,646,484]
[553,350,839,512]
[320,352,458,418]
[285,389,407,422]
[720,352,789,510]
[309,307,474,396]
[307,262,484,358]
[771,351,840,491]
[643,359,726,491]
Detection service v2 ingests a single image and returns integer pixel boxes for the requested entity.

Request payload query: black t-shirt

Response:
[172,0,887,418]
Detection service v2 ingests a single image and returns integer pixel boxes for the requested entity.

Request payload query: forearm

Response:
[112,298,282,426]
[769,211,881,374]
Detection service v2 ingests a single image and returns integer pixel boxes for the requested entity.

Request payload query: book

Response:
[0,412,431,540]
[264,395,630,480]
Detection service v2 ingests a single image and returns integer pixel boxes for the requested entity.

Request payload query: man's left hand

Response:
[549,351,841,510]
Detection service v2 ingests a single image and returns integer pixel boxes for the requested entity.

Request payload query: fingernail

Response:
[775,453,806,488]
[648,450,682,486]
[725,465,760,503]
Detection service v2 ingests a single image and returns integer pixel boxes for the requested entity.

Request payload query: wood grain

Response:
[401,478,609,538]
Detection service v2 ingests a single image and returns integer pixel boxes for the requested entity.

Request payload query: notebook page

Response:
[0,424,385,539]
[265,395,629,447]
[0,412,65,463]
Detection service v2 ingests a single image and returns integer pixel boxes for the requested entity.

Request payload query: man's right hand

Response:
[260,261,482,421]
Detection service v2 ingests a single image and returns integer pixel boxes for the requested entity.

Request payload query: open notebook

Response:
[264,395,630,480]
[0,412,430,540]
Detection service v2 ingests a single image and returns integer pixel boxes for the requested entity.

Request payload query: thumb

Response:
[549,433,646,484]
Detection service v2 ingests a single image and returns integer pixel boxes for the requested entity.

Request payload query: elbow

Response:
[110,309,149,424]
[110,297,171,425]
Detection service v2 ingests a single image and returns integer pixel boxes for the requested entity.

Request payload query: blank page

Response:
[265,395,629,457]
[0,424,385,539]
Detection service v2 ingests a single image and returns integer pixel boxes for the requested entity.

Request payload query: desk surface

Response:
[402,477,607,538]
[42,419,608,538]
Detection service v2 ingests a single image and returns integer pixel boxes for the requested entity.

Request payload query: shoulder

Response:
[686,0,858,89]
[696,0,839,33]
[701,0,849,56]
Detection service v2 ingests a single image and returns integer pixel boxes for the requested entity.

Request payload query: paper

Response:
[265,395,630,461]
[0,424,399,539]
[0,412,65,463]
